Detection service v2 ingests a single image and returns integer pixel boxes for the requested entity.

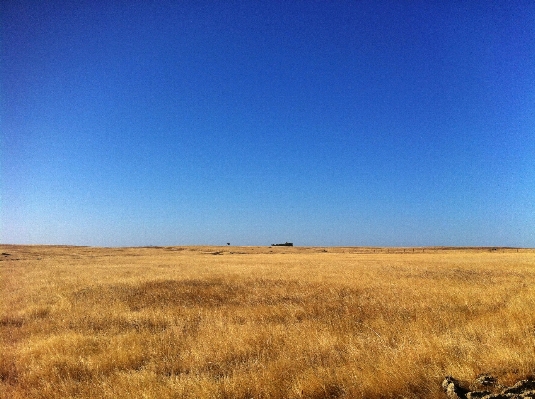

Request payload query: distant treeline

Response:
[271,242,293,247]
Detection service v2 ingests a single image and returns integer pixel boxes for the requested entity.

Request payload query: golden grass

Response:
[1,245,534,398]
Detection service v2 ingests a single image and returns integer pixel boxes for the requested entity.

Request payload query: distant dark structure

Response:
[271,242,293,247]
[227,243,230,246]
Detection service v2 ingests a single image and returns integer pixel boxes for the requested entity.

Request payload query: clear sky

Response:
[2,1,534,247]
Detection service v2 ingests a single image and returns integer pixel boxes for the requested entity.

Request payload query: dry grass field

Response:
[1,245,534,399]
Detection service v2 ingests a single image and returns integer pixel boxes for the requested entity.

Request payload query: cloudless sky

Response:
[2,1,535,247]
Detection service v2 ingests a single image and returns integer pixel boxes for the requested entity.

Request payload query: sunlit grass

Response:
[1,245,534,398]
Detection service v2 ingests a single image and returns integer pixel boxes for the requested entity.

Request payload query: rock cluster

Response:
[443,376,535,399]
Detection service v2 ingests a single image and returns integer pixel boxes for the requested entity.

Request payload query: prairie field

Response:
[1,245,534,399]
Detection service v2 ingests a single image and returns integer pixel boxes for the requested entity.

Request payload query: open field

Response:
[1,245,535,399]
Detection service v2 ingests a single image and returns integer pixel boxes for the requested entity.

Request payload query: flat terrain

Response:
[1,245,534,398]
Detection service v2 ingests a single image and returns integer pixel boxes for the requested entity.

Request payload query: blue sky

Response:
[2,1,534,247]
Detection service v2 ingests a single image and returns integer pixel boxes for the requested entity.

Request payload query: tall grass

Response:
[1,245,534,398]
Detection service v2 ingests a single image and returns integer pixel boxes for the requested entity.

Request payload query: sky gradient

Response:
[2,1,535,247]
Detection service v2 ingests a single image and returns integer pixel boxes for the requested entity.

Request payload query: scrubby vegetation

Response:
[1,245,534,398]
